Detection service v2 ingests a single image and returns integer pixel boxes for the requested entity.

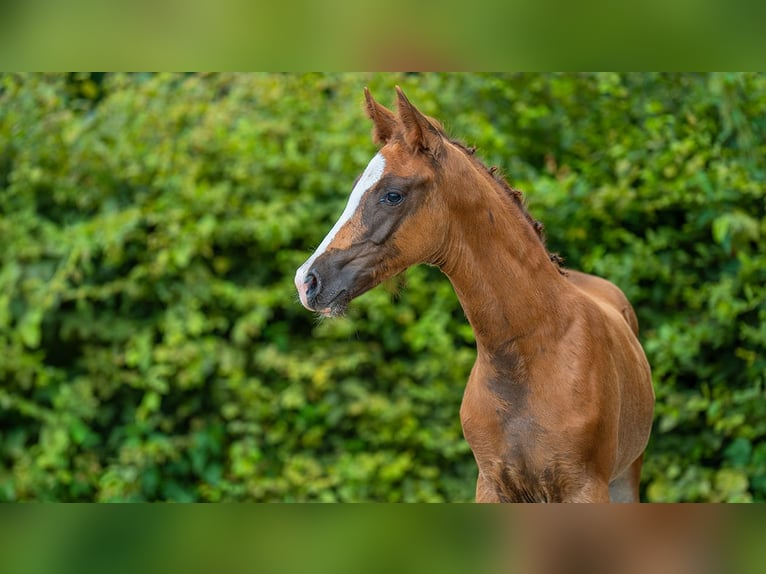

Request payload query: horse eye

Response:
[382,191,403,205]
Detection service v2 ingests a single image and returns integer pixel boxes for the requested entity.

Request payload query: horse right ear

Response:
[364,87,397,145]
[395,86,443,159]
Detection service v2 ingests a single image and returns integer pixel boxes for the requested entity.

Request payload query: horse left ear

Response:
[364,87,398,145]
[395,86,443,158]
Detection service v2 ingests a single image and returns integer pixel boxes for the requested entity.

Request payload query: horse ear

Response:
[395,86,443,158]
[364,87,397,145]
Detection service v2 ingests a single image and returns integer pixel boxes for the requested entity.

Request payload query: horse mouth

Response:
[318,290,350,317]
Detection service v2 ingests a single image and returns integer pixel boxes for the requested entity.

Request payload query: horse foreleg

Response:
[608,453,644,503]
[475,472,502,503]
[566,480,611,503]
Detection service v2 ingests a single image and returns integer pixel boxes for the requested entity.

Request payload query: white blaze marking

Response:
[294,152,386,298]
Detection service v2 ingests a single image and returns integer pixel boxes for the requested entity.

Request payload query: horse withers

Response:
[294,87,655,502]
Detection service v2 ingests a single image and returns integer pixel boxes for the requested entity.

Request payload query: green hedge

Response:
[1,73,764,501]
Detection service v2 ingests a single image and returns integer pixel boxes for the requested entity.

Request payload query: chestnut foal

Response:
[295,87,655,502]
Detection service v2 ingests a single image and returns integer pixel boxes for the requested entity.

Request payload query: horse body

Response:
[434,173,653,502]
[295,87,655,502]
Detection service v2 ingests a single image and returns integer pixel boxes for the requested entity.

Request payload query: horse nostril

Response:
[305,272,320,299]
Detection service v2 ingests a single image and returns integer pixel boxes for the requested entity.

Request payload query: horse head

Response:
[294,87,451,316]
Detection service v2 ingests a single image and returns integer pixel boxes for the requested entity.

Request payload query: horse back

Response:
[565,270,640,337]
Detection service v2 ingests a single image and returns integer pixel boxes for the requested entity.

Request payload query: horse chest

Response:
[460,368,579,502]
[469,421,578,502]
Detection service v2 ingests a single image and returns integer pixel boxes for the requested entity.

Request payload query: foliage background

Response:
[0,72,764,502]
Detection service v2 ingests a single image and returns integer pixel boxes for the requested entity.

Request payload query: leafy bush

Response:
[1,73,764,501]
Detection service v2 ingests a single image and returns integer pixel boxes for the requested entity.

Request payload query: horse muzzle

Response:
[294,264,354,317]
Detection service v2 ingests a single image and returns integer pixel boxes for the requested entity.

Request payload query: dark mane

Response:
[448,138,566,272]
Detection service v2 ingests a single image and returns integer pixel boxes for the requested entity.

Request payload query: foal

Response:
[295,87,655,502]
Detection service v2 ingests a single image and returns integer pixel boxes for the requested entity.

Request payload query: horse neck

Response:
[436,160,571,355]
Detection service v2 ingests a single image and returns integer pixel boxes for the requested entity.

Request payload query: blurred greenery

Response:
[0,505,503,574]
[0,73,764,502]
[1,0,764,70]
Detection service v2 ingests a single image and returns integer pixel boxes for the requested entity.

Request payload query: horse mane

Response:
[448,138,566,273]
